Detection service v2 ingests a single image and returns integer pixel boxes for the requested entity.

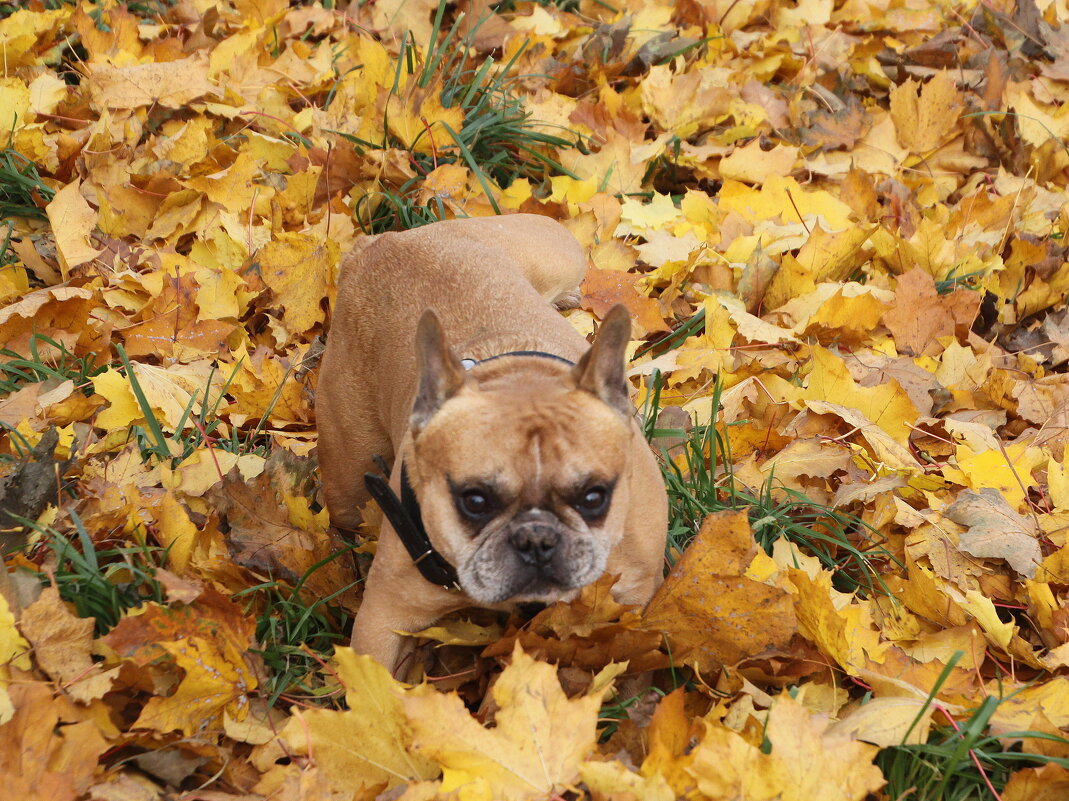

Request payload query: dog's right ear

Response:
[411,309,467,433]
[572,303,633,418]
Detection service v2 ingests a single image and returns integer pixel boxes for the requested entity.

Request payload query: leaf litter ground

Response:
[2,0,1069,799]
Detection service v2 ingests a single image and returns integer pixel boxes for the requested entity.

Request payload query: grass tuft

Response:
[877,654,1069,799]
[235,549,359,706]
[115,346,275,466]
[0,144,55,220]
[0,333,105,397]
[34,511,166,635]
[337,2,583,233]
[642,372,895,597]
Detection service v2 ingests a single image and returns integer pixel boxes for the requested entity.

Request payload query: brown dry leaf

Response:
[800,97,868,151]
[882,268,981,356]
[643,511,797,671]
[945,488,1041,578]
[121,273,235,361]
[581,266,670,336]
[0,680,109,800]
[889,71,963,152]
[210,458,356,602]
[103,589,254,673]
[18,586,116,703]
[484,574,668,673]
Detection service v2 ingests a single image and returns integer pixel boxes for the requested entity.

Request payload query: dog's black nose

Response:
[509,523,559,566]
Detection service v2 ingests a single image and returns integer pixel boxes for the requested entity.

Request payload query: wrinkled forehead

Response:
[414,387,631,487]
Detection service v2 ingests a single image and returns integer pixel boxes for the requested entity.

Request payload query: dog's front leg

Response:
[351,533,463,676]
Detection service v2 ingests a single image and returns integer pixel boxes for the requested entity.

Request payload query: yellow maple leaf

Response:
[688,692,886,801]
[579,760,675,801]
[85,53,215,110]
[280,648,437,793]
[0,594,30,725]
[720,139,798,184]
[45,180,103,278]
[889,71,963,153]
[988,677,1069,735]
[802,346,920,444]
[403,643,608,801]
[718,175,853,230]
[133,635,257,736]
[0,8,72,69]
[790,568,889,674]
[942,442,1044,512]
[256,233,338,341]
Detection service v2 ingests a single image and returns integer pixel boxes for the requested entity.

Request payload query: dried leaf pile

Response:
[2,0,1069,798]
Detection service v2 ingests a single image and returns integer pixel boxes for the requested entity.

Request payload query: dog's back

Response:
[342,214,585,308]
[317,214,590,529]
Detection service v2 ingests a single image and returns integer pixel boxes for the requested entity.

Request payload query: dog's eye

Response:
[574,486,610,518]
[459,489,495,520]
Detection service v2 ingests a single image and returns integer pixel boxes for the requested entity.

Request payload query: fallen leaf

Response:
[85,53,214,110]
[45,180,102,276]
[719,139,798,183]
[946,488,1041,578]
[132,634,257,736]
[403,643,609,800]
[687,692,886,801]
[279,647,438,792]
[882,268,981,356]
[0,681,109,800]
[581,266,670,336]
[889,71,963,152]
[643,511,797,671]
[18,586,116,702]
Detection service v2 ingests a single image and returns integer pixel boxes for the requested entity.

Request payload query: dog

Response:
[316,214,668,674]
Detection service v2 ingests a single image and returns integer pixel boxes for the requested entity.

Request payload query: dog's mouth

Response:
[459,522,607,604]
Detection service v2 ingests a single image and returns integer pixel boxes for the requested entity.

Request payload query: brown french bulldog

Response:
[316,214,668,673]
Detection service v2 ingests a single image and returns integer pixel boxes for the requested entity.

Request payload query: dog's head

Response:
[406,304,637,604]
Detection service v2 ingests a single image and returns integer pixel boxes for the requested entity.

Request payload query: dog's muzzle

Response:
[507,509,562,569]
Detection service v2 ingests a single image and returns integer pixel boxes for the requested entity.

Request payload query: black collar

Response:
[364,464,461,590]
[460,349,574,370]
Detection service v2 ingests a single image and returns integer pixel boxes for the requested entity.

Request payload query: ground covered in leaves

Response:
[2,0,1069,798]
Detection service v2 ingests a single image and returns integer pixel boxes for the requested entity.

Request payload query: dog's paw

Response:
[553,288,582,311]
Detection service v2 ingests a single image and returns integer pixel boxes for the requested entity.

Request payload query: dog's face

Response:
[407,305,636,604]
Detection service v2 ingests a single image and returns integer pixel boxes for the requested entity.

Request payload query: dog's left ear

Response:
[573,304,633,418]
[412,309,467,433]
